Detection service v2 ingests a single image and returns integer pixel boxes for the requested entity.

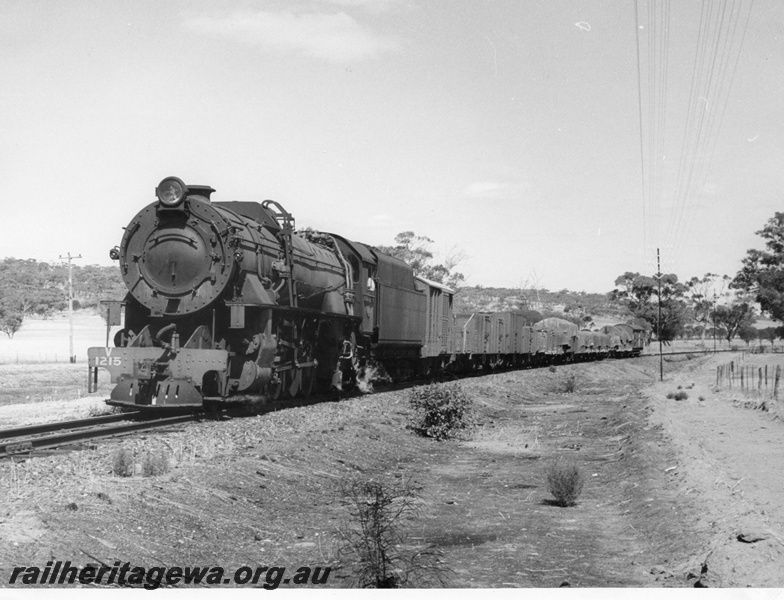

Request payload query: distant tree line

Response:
[377,221,784,342]
[609,211,784,344]
[377,232,631,327]
[454,285,621,324]
[609,271,756,344]
[375,232,466,290]
[0,258,125,339]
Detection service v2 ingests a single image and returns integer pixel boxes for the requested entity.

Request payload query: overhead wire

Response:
[633,0,648,253]
[670,0,726,245]
[648,0,659,247]
[670,0,754,258]
[635,0,672,260]
[666,0,716,252]
[654,0,671,248]
[673,0,752,248]
[633,0,753,274]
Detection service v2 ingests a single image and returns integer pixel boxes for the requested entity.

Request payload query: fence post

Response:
[774,366,781,401]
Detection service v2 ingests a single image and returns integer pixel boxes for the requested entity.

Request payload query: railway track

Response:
[638,348,740,357]
[0,391,349,461]
[0,412,201,460]
[0,348,739,461]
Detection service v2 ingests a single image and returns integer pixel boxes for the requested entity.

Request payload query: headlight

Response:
[156,177,187,207]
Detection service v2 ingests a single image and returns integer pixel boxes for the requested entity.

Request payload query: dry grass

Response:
[0,397,114,428]
[164,435,241,465]
[0,362,112,406]
[464,421,542,457]
[2,447,111,503]
[142,450,171,477]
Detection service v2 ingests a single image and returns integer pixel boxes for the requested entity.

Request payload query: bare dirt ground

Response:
[643,352,784,586]
[1,353,784,588]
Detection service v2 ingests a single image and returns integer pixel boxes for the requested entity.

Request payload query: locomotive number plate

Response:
[96,355,122,367]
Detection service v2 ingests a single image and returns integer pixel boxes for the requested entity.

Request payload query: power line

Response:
[670,0,754,258]
[633,0,754,268]
[633,0,649,253]
[634,0,672,254]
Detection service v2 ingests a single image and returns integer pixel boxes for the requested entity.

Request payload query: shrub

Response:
[561,374,577,393]
[666,390,689,401]
[408,383,474,441]
[112,447,134,477]
[546,459,584,507]
[337,477,448,588]
[141,450,170,477]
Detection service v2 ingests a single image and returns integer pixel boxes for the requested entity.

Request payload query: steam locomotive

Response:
[88,177,644,409]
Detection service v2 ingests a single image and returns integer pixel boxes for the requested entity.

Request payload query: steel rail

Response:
[0,412,143,441]
[0,414,199,459]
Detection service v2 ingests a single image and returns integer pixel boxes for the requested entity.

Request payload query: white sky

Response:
[1,0,781,294]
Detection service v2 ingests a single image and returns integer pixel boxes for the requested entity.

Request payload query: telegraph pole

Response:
[654,248,663,381]
[712,293,717,353]
[59,253,81,363]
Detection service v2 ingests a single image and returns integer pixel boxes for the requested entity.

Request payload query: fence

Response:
[0,354,87,365]
[716,360,783,407]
